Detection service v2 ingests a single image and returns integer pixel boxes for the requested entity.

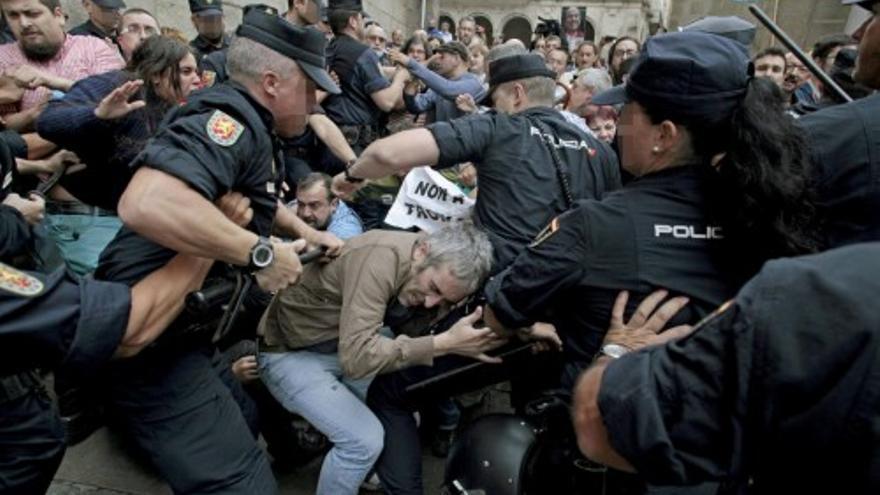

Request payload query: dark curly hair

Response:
[641,77,821,278]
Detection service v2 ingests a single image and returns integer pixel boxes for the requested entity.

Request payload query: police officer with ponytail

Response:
[483,31,820,388]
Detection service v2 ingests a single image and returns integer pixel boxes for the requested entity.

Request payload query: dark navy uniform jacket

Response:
[599,243,880,494]
[800,93,880,248]
[323,34,390,126]
[96,81,281,285]
[0,264,130,379]
[485,166,740,384]
[429,107,621,271]
[190,34,231,65]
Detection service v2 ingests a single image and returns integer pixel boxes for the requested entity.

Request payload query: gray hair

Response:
[226,36,298,83]
[574,68,612,93]
[497,75,556,106]
[418,223,493,294]
[486,41,526,64]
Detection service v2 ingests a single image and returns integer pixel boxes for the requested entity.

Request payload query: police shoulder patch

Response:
[0,262,43,297]
[206,110,244,147]
[529,216,561,248]
[200,70,217,89]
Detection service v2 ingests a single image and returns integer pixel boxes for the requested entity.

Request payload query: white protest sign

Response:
[384,167,475,233]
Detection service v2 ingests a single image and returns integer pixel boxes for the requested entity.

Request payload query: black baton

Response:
[212,246,329,342]
[748,4,853,103]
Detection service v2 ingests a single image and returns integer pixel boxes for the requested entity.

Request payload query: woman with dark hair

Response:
[34,35,200,275]
[607,35,640,84]
[483,31,819,387]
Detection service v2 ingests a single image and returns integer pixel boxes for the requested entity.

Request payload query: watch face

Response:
[253,245,273,267]
[602,344,629,359]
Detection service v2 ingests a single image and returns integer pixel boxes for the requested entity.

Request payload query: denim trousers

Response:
[259,350,384,495]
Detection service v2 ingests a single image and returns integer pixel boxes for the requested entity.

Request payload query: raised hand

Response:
[94,80,146,120]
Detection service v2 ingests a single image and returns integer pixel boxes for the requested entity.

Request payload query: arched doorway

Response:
[502,16,531,46]
[473,15,493,45]
[438,14,455,38]
[584,20,596,42]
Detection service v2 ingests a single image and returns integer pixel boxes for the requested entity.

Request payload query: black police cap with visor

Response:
[591,30,752,127]
[189,0,223,15]
[235,4,341,95]
[484,53,556,102]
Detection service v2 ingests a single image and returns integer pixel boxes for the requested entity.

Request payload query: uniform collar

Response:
[192,33,229,50]
[227,80,275,130]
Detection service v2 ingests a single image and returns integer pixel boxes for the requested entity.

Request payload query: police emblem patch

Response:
[201,70,217,89]
[529,216,561,248]
[206,110,244,147]
[0,262,43,297]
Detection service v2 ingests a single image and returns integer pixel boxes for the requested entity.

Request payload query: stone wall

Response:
[60,0,419,41]
[667,0,851,52]
[426,0,650,45]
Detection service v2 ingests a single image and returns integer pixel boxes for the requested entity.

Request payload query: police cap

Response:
[485,53,556,100]
[189,0,222,16]
[592,31,750,125]
[236,6,341,94]
[91,0,125,10]
[680,15,756,48]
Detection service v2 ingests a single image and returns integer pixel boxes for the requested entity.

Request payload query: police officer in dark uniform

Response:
[69,0,125,43]
[0,249,224,493]
[92,8,340,493]
[482,31,818,386]
[189,0,231,67]
[574,242,880,493]
[336,52,621,269]
[322,0,410,227]
[198,2,351,200]
[799,0,880,248]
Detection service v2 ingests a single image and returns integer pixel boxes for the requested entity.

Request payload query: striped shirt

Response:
[0,34,123,115]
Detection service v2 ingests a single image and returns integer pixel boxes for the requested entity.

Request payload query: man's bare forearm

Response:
[118,167,258,265]
[116,254,214,357]
[572,363,636,472]
[348,128,440,179]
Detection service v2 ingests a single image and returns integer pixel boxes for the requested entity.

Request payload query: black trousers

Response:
[104,345,276,494]
[0,387,65,494]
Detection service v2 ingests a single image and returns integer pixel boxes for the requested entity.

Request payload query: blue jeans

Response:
[259,350,383,495]
[44,213,122,276]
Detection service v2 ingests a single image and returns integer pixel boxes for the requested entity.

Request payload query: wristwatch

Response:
[248,236,274,271]
[344,158,365,184]
[598,343,630,360]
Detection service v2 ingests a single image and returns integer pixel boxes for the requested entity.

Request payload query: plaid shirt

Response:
[0,34,124,115]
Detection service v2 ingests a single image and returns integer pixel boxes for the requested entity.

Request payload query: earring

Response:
[652,146,660,154]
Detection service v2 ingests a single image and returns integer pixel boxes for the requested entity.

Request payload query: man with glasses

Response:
[116,8,159,61]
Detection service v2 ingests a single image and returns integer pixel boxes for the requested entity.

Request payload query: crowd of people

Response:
[1,0,879,494]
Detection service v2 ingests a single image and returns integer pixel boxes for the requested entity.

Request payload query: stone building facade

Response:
[58,0,666,48]
[56,0,852,53]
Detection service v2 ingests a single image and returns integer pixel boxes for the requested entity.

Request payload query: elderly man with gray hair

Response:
[565,67,613,118]
[258,223,503,495]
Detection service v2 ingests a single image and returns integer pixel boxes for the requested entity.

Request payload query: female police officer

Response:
[483,30,819,386]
